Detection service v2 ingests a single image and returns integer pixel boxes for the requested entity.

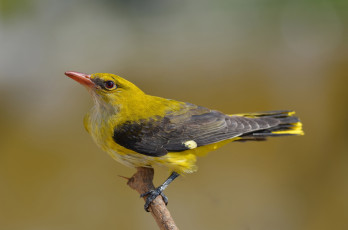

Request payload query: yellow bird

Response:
[65,71,303,211]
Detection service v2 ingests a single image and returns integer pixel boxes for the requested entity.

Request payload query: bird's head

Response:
[65,71,145,106]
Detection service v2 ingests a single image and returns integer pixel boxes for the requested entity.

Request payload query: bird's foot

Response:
[140,188,168,212]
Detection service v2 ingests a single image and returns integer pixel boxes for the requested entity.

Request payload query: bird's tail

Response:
[233,110,304,142]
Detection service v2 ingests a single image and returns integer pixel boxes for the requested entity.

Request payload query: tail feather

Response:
[234,110,304,141]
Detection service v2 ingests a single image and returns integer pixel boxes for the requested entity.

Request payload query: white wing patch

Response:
[184,140,197,149]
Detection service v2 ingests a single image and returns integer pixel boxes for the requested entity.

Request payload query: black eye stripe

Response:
[91,78,117,90]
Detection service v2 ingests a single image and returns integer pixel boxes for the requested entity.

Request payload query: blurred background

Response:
[1,0,347,229]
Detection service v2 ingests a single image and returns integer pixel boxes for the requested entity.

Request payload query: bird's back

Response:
[84,93,302,173]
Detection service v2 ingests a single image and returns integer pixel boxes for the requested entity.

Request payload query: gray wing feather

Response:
[112,104,280,157]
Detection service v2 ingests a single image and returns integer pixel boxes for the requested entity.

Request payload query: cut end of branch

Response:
[118,175,130,180]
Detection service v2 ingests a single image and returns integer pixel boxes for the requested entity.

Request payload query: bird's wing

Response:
[112,103,279,157]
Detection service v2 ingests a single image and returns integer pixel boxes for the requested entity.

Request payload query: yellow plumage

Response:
[65,71,304,211]
[66,72,303,174]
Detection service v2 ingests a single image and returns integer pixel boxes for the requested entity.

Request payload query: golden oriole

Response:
[65,71,303,211]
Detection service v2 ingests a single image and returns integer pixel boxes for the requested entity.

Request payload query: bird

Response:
[65,71,304,211]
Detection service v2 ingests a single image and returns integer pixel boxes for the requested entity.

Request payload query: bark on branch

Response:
[126,167,179,230]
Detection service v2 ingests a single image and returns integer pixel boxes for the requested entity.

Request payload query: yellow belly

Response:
[104,137,234,174]
[85,104,236,174]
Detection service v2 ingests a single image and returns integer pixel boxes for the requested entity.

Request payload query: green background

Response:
[1,0,347,229]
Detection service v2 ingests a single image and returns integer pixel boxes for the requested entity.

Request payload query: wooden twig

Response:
[126,167,179,230]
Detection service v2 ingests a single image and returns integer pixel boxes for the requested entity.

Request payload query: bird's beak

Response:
[65,71,94,88]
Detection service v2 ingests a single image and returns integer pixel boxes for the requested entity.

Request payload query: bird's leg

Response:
[141,171,180,212]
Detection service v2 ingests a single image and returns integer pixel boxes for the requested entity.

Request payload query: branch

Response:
[126,167,179,230]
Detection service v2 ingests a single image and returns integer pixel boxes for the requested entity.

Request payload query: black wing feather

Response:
[112,103,280,157]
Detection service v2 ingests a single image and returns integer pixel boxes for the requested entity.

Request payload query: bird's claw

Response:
[161,193,169,205]
[141,189,168,212]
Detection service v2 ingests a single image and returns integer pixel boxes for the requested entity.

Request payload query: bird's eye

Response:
[104,80,116,90]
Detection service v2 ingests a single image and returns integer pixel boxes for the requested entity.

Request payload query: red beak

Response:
[65,71,94,88]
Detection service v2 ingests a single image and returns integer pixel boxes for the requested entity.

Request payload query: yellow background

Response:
[1,0,347,229]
